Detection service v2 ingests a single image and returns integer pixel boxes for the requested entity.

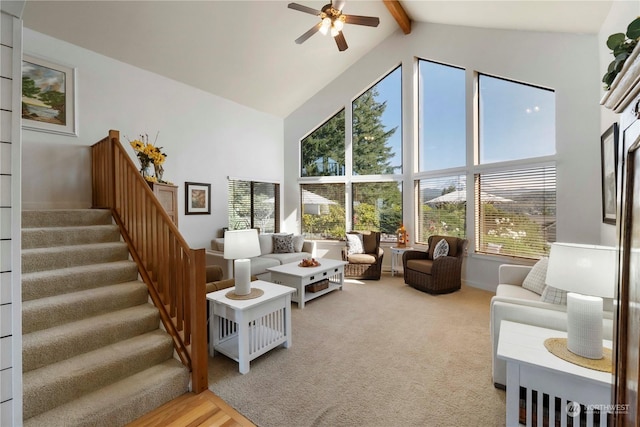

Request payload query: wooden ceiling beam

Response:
[383,0,411,35]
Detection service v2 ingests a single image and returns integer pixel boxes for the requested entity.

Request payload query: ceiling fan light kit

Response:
[288,1,380,52]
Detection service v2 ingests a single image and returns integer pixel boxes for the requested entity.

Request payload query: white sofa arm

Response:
[498,264,532,287]
[205,250,233,280]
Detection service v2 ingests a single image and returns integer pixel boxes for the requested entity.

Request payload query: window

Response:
[475,166,556,258]
[228,179,279,233]
[301,110,345,177]
[300,67,403,241]
[476,75,556,258]
[418,60,466,171]
[417,175,466,241]
[353,66,402,175]
[352,182,402,240]
[300,183,345,240]
[478,74,555,164]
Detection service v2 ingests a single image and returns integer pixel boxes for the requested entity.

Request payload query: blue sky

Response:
[371,61,555,173]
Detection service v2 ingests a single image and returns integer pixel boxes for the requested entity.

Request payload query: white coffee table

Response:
[206,280,295,374]
[267,258,347,308]
[497,321,613,426]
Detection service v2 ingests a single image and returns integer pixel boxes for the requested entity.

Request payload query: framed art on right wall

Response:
[601,122,619,225]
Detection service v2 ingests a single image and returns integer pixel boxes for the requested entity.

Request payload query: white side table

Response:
[207,280,295,374]
[390,246,413,276]
[497,321,613,426]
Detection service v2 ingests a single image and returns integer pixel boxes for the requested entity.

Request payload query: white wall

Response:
[598,0,640,246]
[22,29,284,250]
[284,21,602,292]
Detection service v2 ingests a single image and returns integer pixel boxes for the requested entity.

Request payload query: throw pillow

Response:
[361,232,378,254]
[432,238,449,259]
[292,235,305,252]
[346,233,364,255]
[272,233,294,253]
[540,285,567,305]
[522,257,549,295]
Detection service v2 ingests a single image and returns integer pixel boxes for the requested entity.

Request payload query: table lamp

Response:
[545,242,616,359]
[223,229,261,296]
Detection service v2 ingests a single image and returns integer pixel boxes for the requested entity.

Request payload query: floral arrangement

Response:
[128,132,167,183]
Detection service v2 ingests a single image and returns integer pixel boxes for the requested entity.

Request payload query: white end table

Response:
[390,246,413,276]
[497,321,613,426]
[206,280,295,374]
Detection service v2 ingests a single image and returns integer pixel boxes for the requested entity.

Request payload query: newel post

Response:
[190,248,208,392]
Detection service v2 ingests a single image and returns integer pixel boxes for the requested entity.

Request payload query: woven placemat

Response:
[544,338,612,373]
[225,287,264,300]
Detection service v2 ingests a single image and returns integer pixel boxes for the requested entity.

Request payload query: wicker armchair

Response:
[402,235,468,294]
[341,231,384,280]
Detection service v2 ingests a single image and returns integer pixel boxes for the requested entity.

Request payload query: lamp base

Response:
[233,258,252,295]
[566,293,604,359]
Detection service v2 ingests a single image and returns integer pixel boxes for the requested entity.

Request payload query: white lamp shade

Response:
[545,243,616,298]
[223,229,261,260]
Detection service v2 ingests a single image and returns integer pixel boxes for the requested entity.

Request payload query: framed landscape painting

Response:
[185,182,211,215]
[22,55,77,136]
[601,123,619,225]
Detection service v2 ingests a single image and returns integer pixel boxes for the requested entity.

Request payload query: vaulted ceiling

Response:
[22,1,613,118]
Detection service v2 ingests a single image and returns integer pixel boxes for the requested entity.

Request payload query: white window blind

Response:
[475,165,556,259]
[228,179,279,233]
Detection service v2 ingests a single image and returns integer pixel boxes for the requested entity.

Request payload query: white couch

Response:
[490,263,614,388]
[206,233,316,280]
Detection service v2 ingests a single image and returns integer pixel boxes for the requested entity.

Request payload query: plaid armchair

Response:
[402,235,468,294]
[341,231,384,280]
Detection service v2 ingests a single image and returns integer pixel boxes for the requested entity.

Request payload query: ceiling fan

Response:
[288,1,380,52]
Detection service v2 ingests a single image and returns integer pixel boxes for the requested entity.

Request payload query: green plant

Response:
[603,17,640,90]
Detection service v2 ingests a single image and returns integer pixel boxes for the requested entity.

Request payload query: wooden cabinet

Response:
[149,182,178,226]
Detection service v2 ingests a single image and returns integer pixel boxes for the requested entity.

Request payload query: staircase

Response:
[21,209,190,427]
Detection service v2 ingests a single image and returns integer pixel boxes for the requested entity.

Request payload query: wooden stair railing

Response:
[91,129,208,393]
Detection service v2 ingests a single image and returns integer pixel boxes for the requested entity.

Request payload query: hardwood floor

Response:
[126,390,255,427]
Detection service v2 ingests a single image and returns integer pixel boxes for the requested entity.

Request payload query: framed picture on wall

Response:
[185,182,211,215]
[601,123,619,225]
[21,54,77,136]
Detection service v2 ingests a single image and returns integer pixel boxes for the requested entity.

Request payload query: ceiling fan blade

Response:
[295,23,322,44]
[334,31,348,51]
[332,0,346,12]
[344,15,380,27]
[288,2,321,16]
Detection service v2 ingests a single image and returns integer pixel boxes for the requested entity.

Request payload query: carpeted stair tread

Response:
[23,329,174,419]
[22,260,139,301]
[23,281,150,334]
[22,209,113,228]
[22,224,121,249]
[23,303,161,372]
[23,359,190,427]
[22,241,130,273]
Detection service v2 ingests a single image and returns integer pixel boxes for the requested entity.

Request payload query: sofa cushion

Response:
[212,238,225,252]
[495,284,540,302]
[406,259,433,274]
[293,234,305,252]
[522,257,548,295]
[250,256,280,275]
[433,239,449,259]
[259,234,274,255]
[358,232,375,254]
[540,285,567,305]
[273,233,295,253]
[346,233,364,255]
[262,252,311,265]
[347,253,377,264]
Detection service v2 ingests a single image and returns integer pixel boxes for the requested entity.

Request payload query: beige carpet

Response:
[208,273,506,427]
